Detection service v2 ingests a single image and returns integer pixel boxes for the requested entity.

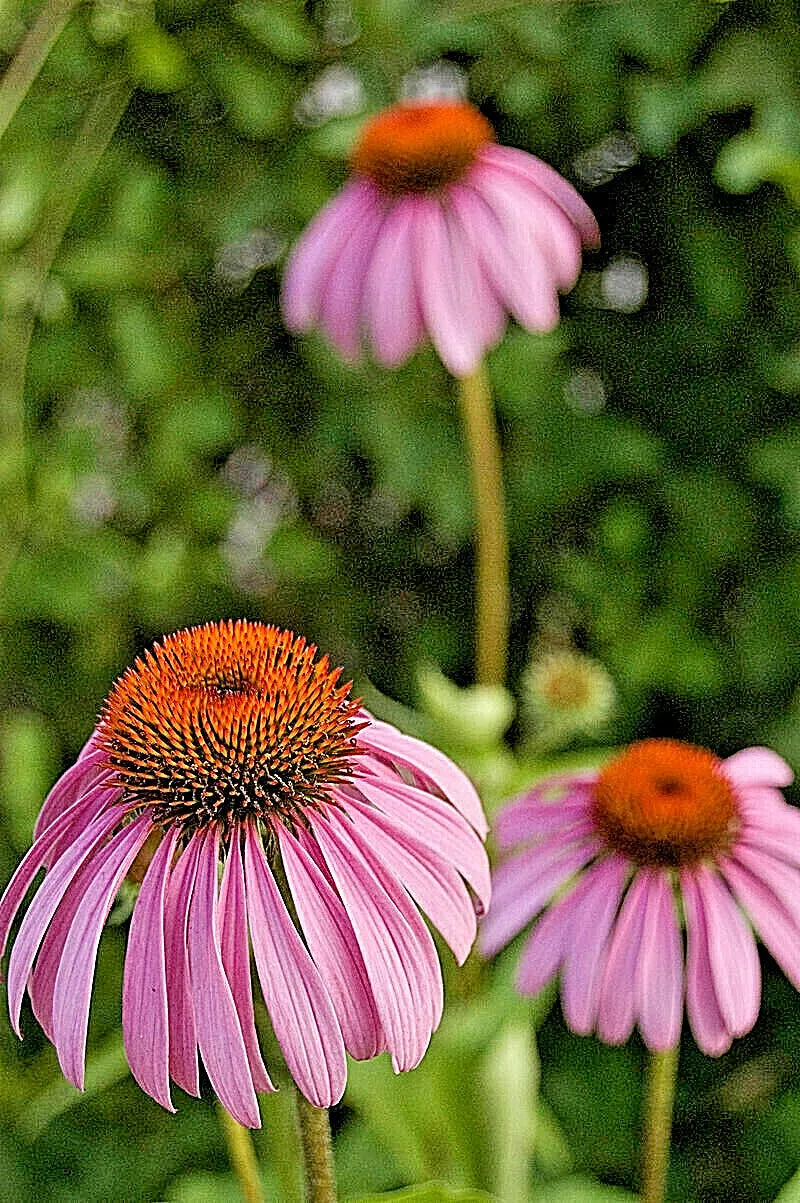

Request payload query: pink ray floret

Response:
[480,738,800,1055]
[282,100,599,377]
[0,620,489,1126]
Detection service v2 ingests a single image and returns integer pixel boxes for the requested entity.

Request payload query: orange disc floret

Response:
[351,101,493,196]
[591,739,740,867]
[98,619,365,833]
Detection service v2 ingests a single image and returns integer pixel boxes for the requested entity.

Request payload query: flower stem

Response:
[641,1045,679,1203]
[217,1104,265,1203]
[456,363,510,686]
[295,1090,338,1203]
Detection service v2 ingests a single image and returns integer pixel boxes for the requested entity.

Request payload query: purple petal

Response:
[478,835,599,959]
[244,824,346,1107]
[492,783,594,850]
[720,850,800,989]
[680,870,733,1056]
[163,837,201,1097]
[596,871,650,1046]
[218,828,274,1094]
[635,870,683,1052]
[515,871,596,995]
[342,794,477,964]
[282,180,378,332]
[309,810,439,1073]
[122,828,179,1112]
[317,193,386,360]
[52,815,151,1089]
[363,196,425,366]
[560,856,629,1035]
[722,747,794,789]
[33,746,109,838]
[480,144,600,249]
[187,827,260,1128]
[689,865,759,1039]
[7,801,128,1035]
[278,825,384,1061]
[358,718,487,836]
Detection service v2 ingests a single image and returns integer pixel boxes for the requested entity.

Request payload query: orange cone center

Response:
[351,101,493,195]
[591,739,739,866]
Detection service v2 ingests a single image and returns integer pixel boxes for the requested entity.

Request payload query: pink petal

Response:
[680,870,733,1056]
[720,850,800,989]
[342,794,477,964]
[478,835,599,958]
[560,855,629,1035]
[492,783,594,850]
[635,870,683,1052]
[163,837,201,1098]
[187,828,260,1128]
[363,197,425,367]
[218,828,275,1095]
[318,194,386,360]
[357,718,487,837]
[412,194,502,376]
[33,747,109,838]
[278,825,384,1061]
[596,871,651,1046]
[244,824,346,1107]
[122,828,179,1112]
[51,815,151,1089]
[688,865,759,1039]
[722,747,794,789]
[282,180,378,331]
[480,144,600,249]
[515,869,597,995]
[7,801,128,1035]
[44,781,123,868]
[309,810,439,1073]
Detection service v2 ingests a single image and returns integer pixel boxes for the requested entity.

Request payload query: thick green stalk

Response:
[217,1104,266,1203]
[456,363,510,686]
[641,1045,679,1203]
[295,1090,337,1203]
[0,0,81,145]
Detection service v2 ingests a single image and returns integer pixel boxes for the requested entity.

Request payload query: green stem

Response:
[295,1090,337,1203]
[0,0,81,145]
[217,1104,266,1203]
[456,363,510,686]
[641,1045,679,1203]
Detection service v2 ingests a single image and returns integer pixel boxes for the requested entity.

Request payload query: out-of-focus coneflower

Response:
[282,99,599,378]
[0,620,490,1130]
[480,739,798,1057]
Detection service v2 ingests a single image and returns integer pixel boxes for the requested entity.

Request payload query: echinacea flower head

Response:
[479,738,799,1056]
[0,620,489,1127]
[282,99,599,377]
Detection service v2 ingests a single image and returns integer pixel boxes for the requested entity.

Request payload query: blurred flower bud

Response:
[522,648,616,749]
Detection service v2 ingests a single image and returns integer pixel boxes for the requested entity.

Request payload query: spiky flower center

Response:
[351,101,493,196]
[98,620,365,834]
[591,739,739,867]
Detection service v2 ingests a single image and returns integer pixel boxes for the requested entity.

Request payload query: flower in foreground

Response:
[0,620,489,1127]
[282,99,599,377]
[479,739,799,1055]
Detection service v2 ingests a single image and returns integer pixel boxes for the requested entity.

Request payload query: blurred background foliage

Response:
[2,0,800,1199]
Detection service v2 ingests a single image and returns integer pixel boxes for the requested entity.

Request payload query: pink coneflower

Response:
[282,99,599,377]
[479,738,799,1055]
[0,620,489,1127]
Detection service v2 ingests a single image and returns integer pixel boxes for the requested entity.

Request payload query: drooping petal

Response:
[218,828,274,1094]
[33,747,109,838]
[309,809,438,1073]
[278,825,384,1061]
[122,827,180,1112]
[480,144,601,249]
[51,815,151,1089]
[491,782,594,850]
[363,197,425,367]
[689,864,759,1039]
[635,870,683,1052]
[596,870,650,1046]
[478,835,599,958]
[342,794,478,964]
[7,801,128,1035]
[515,869,599,995]
[560,855,629,1036]
[720,852,800,989]
[353,773,491,912]
[680,870,733,1056]
[722,747,794,789]
[358,717,487,836]
[318,192,386,360]
[244,824,346,1107]
[187,827,260,1129]
[163,837,201,1098]
[282,180,379,332]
